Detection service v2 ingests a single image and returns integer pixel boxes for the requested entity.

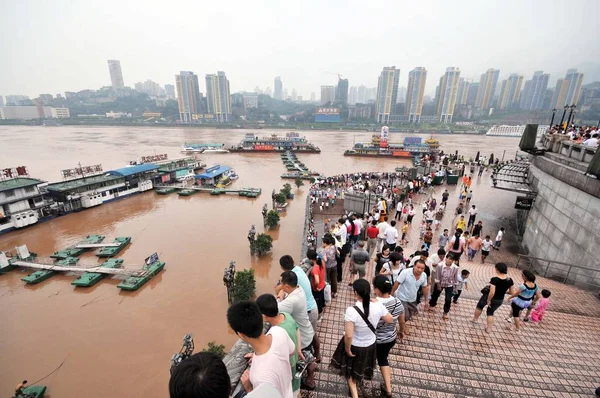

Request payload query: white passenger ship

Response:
[485,125,548,137]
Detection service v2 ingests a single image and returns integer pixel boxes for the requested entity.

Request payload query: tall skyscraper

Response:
[375,66,400,123]
[320,85,335,105]
[349,86,358,105]
[551,69,584,108]
[357,85,368,103]
[405,67,427,123]
[107,60,125,90]
[475,68,500,109]
[456,78,470,106]
[175,71,202,123]
[274,77,283,100]
[164,84,176,99]
[435,67,461,123]
[205,71,232,123]
[519,71,549,111]
[310,92,316,102]
[336,78,349,105]
[497,74,523,110]
[466,83,479,106]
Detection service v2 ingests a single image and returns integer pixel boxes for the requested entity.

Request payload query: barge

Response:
[230,132,321,153]
[117,253,165,291]
[344,126,438,158]
[50,234,105,259]
[71,258,124,287]
[97,236,131,257]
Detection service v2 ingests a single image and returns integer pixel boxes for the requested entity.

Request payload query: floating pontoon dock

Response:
[154,184,262,198]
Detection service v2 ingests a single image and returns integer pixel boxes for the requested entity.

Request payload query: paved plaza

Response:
[303,175,600,397]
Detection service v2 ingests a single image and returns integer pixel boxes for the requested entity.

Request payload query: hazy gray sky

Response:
[1,0,599,98]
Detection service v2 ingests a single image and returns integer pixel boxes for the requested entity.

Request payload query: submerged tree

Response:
[294,178,304,189]
[265,210,280,229]
[251,233,273,256]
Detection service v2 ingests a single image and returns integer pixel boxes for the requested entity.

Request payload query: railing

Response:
[515,254,600,296]
[540,133,597,163]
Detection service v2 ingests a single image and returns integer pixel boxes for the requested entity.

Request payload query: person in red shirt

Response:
[366,220,379,259]
[307,249,326,315]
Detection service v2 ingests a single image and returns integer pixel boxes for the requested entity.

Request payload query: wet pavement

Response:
[0,126,595,397]
[307,172,600,397]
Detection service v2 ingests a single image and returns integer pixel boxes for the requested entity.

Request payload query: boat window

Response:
[25,186,36,193]
[4,190,14,197]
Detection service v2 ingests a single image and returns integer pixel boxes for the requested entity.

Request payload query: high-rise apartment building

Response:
[6,95,30,105]
[397,87,407,104]
[320,85,335,105]
[497,74,523,110]
[466,83,479,106]
[475,68,500,109]
[375,66,400,123]
[164,84,176,99]
[349,86,357,105]
[357,85,368,104]
[107,60,125,90]
[405,67,427,123]
[274,77,283,100]
[175,71,202,123]
[205,71,232,123]
[519,71,549,111]
[336,78,349,105]
[435,67,461,123]
[551,69,584,109]
[310,92,316,102]
[456,78,470,106]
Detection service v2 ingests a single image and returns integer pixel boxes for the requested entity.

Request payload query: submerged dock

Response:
[154,184,262,197]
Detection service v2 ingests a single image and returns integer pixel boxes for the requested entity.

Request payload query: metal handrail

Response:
[516,254,600,296]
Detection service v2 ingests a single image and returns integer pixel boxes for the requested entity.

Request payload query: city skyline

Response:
[1,0,599,98]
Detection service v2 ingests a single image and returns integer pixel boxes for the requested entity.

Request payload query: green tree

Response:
[265,210,281,228]
[232,269,256,302]
[275,193,287,205]
[294,178,304,189]
[251,233,273,256]
[281,183,292,196]
[202,341,226,359]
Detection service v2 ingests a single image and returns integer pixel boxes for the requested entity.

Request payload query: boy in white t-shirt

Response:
[228,301,295,398]
[452,269,470,304]
[493,227,505,250]
[481,235,494,263]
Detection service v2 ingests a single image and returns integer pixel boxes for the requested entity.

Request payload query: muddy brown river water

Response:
[0,126,522,397]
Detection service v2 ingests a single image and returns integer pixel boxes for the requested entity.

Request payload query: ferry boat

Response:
[0,167,51,235]
[181,143,227,153]
[485,125,548,137]
[229,132,321,153]
[344,126,438,158]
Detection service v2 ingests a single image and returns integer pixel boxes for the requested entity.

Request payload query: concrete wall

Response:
[343,192,378,215]
[523,158,600,288]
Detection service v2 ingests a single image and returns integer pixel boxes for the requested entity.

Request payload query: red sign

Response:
[161,174,171,183]
[1,166,29,180]
[61,164,103,180]
[141,154,168,163]
[392,151,411,157]
[254,145,274,151]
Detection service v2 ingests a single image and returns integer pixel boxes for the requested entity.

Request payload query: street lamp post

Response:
[558,105,569,130]
[566,104,576,127]
[549,108,557,127]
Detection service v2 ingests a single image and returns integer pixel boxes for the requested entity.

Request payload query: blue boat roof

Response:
[185,143,224,148]
[195,165,231,179]
[108,164,159,177]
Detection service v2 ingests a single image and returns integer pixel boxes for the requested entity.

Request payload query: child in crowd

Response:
[418,221,426,242]
[494,227,505,250]
[481,235,494,263]
[401,221,409,245]
[526,289,551,323]
[453,269,470,304]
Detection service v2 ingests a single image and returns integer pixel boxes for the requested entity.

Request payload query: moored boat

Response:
[181,143,226,153]
[230,132,321,153]
[156,187,177,195]
[96,237,131,258]
[177,189,197,196]
[22,269,56,284]
[16,385,47,398]
[117,254,165,291]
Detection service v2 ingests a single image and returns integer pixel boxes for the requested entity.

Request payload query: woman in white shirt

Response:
[379,252,404,285]
[330,279,394,398]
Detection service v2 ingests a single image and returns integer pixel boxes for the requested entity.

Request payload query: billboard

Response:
[141,154,168,163]
[61,164,103,180]
[315,107,340,115]
[404,137,422,145]
[392,151,411,157]
[1,166,29,180]
[314,107,341,123]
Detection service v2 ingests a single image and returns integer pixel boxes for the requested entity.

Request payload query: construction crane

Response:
[325,72,344,80]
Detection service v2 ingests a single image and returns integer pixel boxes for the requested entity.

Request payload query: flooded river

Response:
[0,126,522,397]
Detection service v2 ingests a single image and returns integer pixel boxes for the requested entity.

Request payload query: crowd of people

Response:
[167,166,555,398]
[546,124,599,148]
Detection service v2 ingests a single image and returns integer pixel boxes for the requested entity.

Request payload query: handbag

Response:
[330,305,376,369]
[480,285,490,295]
